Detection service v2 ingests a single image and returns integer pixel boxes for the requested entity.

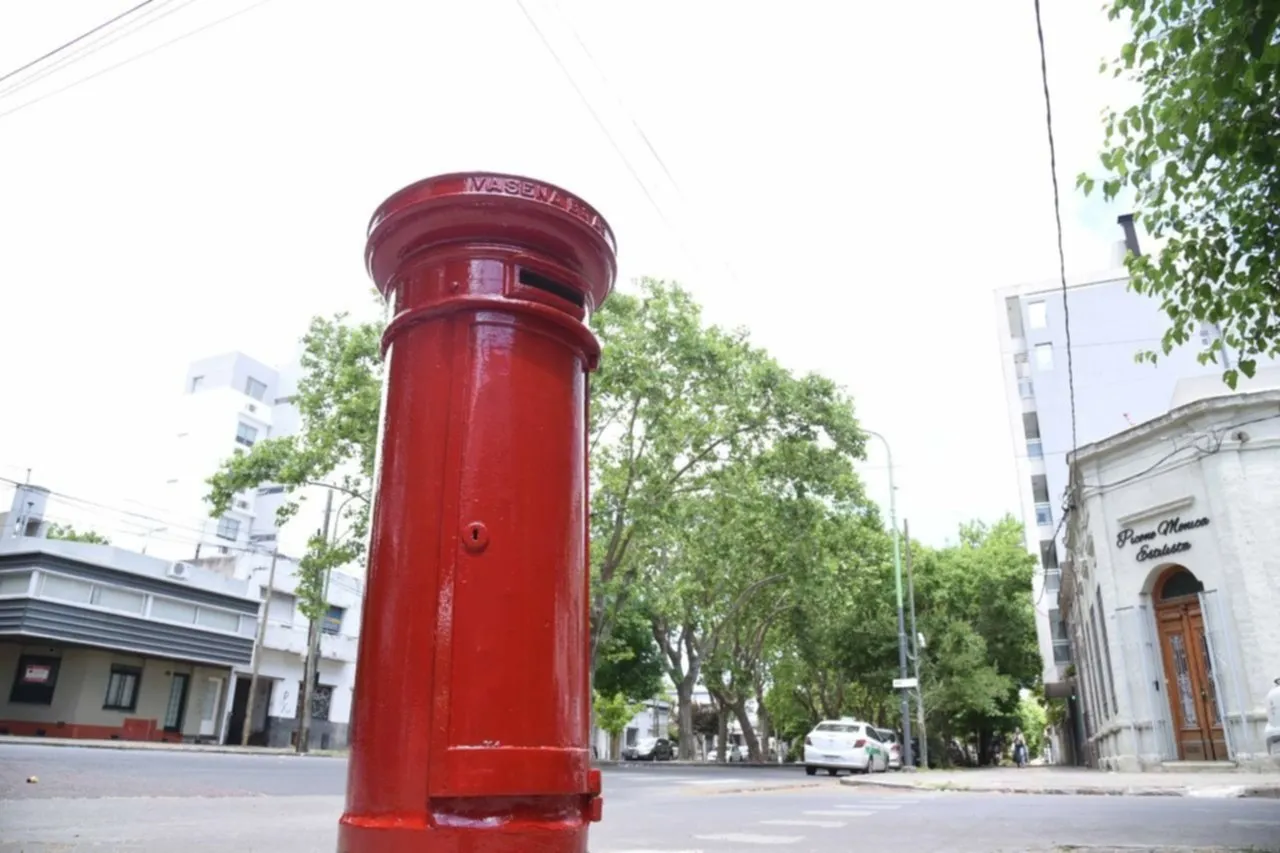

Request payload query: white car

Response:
[803,719,890,776]
[871,727,903,770]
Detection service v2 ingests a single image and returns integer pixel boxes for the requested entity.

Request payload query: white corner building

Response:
[1062,385,1280,770]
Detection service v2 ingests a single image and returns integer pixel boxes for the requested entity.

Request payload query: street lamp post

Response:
[864,429,914,770]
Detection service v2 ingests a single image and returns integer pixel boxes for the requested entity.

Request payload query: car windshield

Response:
[814,723,861,734]
[637,738,658,749]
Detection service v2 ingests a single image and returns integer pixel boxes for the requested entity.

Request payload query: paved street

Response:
[2,745,1279,852]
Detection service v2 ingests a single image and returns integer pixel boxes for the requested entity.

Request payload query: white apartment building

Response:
[149,352,323,562]
[996,216,1276,761]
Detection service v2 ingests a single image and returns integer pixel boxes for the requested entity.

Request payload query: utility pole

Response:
[296,488,333,754]
[241,548,279,747]
[904,520,927,769]
[865,430,913,770]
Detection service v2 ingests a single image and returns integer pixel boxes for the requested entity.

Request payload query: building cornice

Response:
[1069,389,1280,466]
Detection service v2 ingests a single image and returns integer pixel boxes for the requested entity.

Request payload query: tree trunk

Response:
[676,678,697,760]
[731,698,760,762]
[610,730,621,761]
[716,695,729,762]
[754,686,772,763]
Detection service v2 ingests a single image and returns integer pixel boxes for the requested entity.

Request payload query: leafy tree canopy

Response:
[45,523,110,545]
[1081,0,1280,388]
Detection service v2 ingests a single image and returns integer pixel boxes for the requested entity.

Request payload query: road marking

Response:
[805,809,872,816]
[835,802,901,809]
[760,819,846,828]
[694,833,803,845]
[677,778,750,786]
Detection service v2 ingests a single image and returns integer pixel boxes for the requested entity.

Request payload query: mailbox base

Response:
[339,794,600,852]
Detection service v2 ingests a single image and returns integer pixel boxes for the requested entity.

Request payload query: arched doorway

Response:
[1152,565,1227,761]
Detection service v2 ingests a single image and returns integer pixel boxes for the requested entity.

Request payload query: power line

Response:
[0,0,277,122]
[0,0,198,101]
[0,0,158,86]
[1033,0,1078,474]
[512,0,704,274]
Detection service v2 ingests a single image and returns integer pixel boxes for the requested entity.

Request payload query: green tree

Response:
[206,314,381,624]
[45,523,110,545]
[593,691,645,760]
[588,278,866,691]
[1017,693,1048,760]
[912,516,1040,766]
[593,602,664,703]
[1080,0,1280,388]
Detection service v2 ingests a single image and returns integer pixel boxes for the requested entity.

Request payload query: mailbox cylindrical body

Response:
[339,173,616,853]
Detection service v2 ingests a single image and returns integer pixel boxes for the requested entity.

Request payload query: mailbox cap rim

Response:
[366,171,617,308]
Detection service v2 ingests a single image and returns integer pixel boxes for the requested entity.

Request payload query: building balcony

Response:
[262,621,357,663]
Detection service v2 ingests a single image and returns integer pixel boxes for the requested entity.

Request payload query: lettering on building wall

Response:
[1115,515,1210,562]
[462,175,607,236]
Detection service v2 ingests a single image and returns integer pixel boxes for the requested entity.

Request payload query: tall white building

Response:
[994,217,1272,709]
[150,353,308,561]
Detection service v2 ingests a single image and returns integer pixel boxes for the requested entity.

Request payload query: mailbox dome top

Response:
[366,171,617,310]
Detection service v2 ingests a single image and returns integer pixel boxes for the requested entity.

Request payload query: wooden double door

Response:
[1155,599,1228,761]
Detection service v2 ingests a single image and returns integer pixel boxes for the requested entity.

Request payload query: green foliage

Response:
[593,691,645,738]
[910,516,1041,763]
[45,523,110,545]
[588,279,866,673]
[206,314,381,619]
[1080,0,1280,389]
[1017,694,1048,759]
[594,602,664,702]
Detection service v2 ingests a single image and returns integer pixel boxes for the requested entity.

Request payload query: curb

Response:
[838,777,1280,799]
[0,737,341,758]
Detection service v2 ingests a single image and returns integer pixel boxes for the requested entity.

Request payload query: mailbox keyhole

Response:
[463,521,489,554]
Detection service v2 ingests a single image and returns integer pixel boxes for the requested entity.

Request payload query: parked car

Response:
[871,727,903,770]
[803,719,889,776]
[623,737,674,761]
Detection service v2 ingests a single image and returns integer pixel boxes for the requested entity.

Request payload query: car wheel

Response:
[826,768,838,777]
[805,765,817,776]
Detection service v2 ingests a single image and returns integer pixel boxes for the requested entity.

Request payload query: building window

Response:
[1027,301,1048,330]
[9,654,60,705]
[1023,411,1041,440]
[1039,539,1059,569]
[257,485,285,496]
[1048,609,1071,663]
[1035,504,1053,527]
[322,605,344,636]
[1026,439,1044,459]
[190,375,204,393]
[1088,607,1110,718]
[216,517,240,540]
[1096,586,1118,715]
[40,574,94,604]
[235,422,258,447]
[245,377,268,401]
[1034,342,1054,370]
[1018,379,1034,399]
[103,666,142,711]
[1044,568,1062,593]
[152,597,197,624]
[92,585,146,615]
[267,591,295,623]
[0,571,32,596]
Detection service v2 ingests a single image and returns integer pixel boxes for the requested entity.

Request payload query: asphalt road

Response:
[2,745,1279,852]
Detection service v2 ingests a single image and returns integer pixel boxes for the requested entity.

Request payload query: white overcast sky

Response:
[0,0,1133,551]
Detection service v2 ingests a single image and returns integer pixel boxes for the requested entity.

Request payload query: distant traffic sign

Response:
[892,677,919,690]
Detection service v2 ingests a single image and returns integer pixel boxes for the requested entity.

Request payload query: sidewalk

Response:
[839,766,1280,799]
[0,734,338,756]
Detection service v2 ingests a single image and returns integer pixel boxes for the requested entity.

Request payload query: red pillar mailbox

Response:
[338,172,616,853]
